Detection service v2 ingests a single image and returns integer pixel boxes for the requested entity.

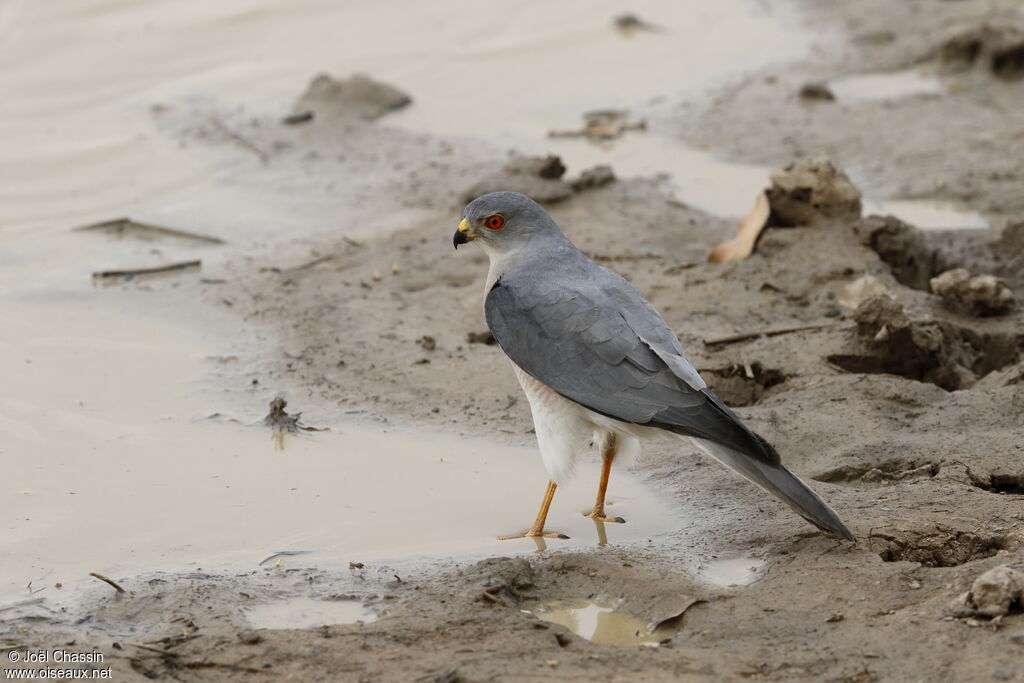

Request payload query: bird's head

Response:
[453,192,558,254]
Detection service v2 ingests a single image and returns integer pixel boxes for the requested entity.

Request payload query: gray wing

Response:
[485,274,779,465]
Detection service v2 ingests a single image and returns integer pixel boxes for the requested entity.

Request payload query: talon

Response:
[498,529,569,541]
[585,510,626,524]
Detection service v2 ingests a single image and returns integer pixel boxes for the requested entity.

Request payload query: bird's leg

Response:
[586,441,626,524]
[498,481,569,540]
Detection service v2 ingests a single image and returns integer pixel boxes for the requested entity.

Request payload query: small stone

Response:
[930,268,1015,316]
[799,82,836,101]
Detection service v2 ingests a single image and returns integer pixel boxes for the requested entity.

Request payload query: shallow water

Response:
[0,300,679,602]
[245,597,378,630]
[864,199,990,230]
[530,600,678,647]
[828,68,946,103]
[697,555,765,587]
[0,0,816,608]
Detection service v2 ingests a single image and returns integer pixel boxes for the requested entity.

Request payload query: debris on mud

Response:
[466,330,496,345]
[950,565,1024,618]
[834,293,1018,390]
[936,24,1024,80]
[766,157,862,227]
[74,217,225,244]
[294,73,412,123]
[569,165,616,191]
[708,191,770,262]
[869,525,1013,567]
[856,215,939,290]
[838,274,890,310]
[930,268,1016,316]
[701,362,785,407]
[548,109,647,141]
[282,111,314,125]
[460,154,574,205]
[89,572,126,593]
[799,82,836,102]
[613,13,663,34]
[91,259,201,284]
[263,397,325,433]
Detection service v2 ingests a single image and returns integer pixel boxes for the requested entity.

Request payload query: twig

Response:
[73,218,224,244]
[208,117,269,162]
[89,572,125,593]
[258,550,312,567]
[286,254,335,273]
[92,260,201,282]
[128,643,175,656]
[703,322,845,347]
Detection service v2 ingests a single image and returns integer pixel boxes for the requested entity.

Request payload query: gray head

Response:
[453,192,560,254]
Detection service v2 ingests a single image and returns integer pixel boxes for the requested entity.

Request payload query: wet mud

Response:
[4,0,1024,681]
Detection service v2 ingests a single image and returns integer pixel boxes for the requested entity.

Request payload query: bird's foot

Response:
[498,527,569,541]
[584,508,625,524]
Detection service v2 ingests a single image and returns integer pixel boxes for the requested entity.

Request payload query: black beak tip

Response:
[453,231,468,249]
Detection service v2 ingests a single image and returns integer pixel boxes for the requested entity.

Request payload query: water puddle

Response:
[697,555,765,587]
[828,68,946,103]
[0,295,679,603]
[529,600,678,647]
[864,199,990,230]
[245,597,377,630]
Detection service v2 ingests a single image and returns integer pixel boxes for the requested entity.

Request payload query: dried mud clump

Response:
[766,157,862,227]
[798,82,836,102]
[870,526,1010,567]
[294,73,412,123]
[937,24,1024,80]
[570,164,616,192]
[460,154,575,205]
[702,363,786,407]
[950,565,1024,618]
[829,294,1018,390]
[856,215,936,290]
[930,268,1016,316]
[814,461,939,487]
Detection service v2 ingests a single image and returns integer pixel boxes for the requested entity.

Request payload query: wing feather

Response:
[485,276,779,465]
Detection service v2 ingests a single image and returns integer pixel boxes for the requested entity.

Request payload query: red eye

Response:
[485,215,504,230]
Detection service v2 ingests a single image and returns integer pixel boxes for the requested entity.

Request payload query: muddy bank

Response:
[5,0,1024,681]
[682,0,1024,220]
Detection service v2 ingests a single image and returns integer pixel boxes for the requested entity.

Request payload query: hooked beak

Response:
[453,218,472,249]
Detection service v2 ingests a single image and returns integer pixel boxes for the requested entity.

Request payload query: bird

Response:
[452,191,853,542]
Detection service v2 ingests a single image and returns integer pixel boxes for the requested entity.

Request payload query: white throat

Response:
[480,242,522,294]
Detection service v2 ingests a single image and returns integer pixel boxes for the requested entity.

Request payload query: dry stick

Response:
[73,218,225,245]
[703,322,846,347]
[127,643,175,656]
[208,117,269,162]
[93,260,200,281]
[89,572,125,593]
[286,254,335,273]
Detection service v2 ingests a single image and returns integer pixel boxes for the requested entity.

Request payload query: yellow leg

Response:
[498,481,569,540]
[585,446,626,524]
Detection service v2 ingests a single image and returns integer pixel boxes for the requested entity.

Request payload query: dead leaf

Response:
[708,192,770,263]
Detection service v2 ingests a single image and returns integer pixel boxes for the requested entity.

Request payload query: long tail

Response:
[690,437,854,541]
